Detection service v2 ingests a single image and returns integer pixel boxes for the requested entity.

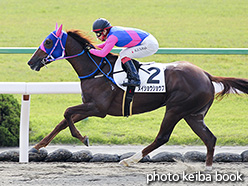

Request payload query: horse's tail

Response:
[205,72,248,99]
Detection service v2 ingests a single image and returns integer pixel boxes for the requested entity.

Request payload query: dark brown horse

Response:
[28,25,248,170]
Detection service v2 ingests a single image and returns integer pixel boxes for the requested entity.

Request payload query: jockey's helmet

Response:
[92,18,112,32]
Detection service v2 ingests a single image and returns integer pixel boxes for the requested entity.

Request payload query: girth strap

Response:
[122,86,135,117]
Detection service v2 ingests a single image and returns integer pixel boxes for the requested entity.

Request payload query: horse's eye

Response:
[44,39,53,49]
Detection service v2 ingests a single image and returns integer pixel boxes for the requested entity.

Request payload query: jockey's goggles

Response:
[95,31,103,37]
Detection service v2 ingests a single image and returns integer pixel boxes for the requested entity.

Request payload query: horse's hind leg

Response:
[184,102,217,170]
[119,110,182,166]
[32,114,87,151]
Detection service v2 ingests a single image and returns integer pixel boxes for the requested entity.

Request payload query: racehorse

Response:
[28,24,248,170]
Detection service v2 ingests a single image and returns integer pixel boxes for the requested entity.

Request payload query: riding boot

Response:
[122,60,141,87]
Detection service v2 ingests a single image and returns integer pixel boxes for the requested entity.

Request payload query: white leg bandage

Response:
[119,151,143,166]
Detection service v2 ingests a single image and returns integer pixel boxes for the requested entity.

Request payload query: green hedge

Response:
[0,94,20,146]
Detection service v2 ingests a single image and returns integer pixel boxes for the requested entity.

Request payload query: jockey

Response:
[90,18,159,87]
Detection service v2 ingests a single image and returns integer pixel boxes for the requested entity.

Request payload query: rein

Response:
[41,32,116,85]
[80,52,116,85]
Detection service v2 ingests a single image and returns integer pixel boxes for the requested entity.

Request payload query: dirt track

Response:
[1,145,248,185]
[1,161,247,186]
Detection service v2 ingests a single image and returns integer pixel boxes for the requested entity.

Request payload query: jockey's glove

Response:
[85,44,95,52]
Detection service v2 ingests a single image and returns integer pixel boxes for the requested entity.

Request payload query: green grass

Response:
[0,0,248,146]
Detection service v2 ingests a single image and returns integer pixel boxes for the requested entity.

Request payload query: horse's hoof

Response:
[119,159,129,167]
[83,136,89,146]
[29,147,40,154]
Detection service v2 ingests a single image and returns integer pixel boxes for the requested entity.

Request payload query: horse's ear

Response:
[55,23,58,30]
[56,24,63,37]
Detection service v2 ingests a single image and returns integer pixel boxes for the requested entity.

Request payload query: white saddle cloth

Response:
[113,61,168,93]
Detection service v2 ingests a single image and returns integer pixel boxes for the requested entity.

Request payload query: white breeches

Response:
[118,34,159,62]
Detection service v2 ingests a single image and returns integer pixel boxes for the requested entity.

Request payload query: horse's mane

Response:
[66,29,95,48]
[66,29,118,58]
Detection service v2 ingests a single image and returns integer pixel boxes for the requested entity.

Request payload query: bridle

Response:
[40,31,85,67]
[40,30,116,84]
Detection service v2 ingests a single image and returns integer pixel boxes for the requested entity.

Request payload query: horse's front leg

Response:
[64,102,105,144]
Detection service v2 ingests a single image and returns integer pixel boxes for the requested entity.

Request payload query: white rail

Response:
[0,82,81,162]
[0,82,227,162]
